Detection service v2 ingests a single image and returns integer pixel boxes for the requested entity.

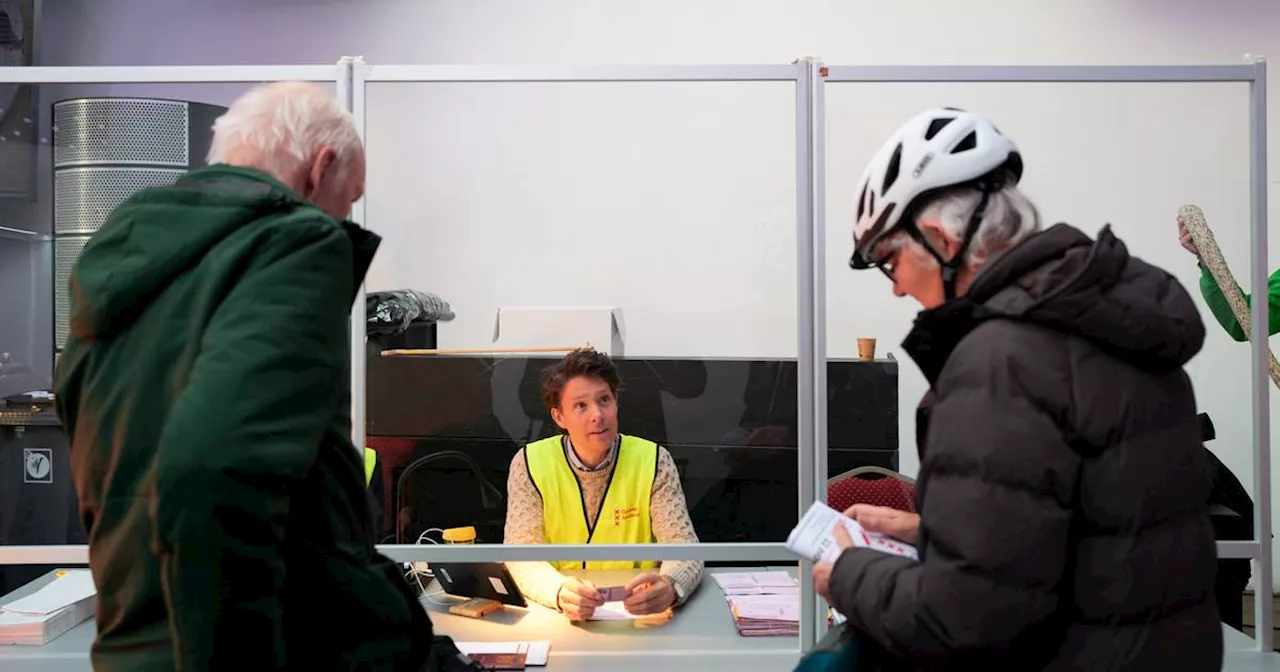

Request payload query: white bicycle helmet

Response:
[849,107,1023,277]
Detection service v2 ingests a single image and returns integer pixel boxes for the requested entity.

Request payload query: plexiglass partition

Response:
[0,66,348,598]
[352,62,825,654]
[819,61,1273,653]
[0,59,1271,664]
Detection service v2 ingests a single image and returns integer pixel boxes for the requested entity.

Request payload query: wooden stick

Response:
[381,343,592,357]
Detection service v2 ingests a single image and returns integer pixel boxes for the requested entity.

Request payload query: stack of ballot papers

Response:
[0,570,97,645]
[786,501,919,564]
[727,594,801,637]
[713,571,801,637]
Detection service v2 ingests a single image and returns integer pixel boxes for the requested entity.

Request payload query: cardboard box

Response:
[491,306,624,356]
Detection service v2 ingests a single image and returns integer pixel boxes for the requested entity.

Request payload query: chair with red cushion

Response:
[827,465,916,514]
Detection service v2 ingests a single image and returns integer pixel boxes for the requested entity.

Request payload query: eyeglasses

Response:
[866,247,900,282]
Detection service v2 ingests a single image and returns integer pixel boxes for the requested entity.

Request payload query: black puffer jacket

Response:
[829,223,1222,671]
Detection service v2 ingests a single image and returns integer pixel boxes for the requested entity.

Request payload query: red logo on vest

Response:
[613,506,640,527]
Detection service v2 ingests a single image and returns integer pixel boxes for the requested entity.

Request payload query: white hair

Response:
[207,81,361,183]
[885,183,1042,269]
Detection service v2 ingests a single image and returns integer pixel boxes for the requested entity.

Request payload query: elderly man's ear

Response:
[303,147,339,201]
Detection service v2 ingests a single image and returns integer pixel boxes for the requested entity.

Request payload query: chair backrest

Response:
[827,467,917,514]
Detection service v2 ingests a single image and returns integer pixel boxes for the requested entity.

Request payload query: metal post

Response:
[794,56,819,652]
[1247,55,1272,654]
[343,56,368,454]
[807,58,831,642]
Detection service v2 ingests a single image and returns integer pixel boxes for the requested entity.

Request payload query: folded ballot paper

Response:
[0,569,97,645]
[786,502,919,564]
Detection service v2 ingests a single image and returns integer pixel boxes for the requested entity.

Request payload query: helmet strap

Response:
[908,182,997,301]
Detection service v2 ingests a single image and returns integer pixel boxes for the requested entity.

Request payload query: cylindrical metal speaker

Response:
[51,97,227,353]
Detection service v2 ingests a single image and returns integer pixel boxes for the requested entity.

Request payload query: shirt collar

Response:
[563,434,619,472]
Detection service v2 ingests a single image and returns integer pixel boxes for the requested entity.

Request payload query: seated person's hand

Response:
[558,577,604,621]
[622,572,676,615]
[845,503,920,546]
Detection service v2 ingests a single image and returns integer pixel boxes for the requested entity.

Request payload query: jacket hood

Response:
[970,223,1205,371]
[68,165,370,340]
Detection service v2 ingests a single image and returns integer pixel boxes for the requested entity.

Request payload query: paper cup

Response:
[857,338,877,361]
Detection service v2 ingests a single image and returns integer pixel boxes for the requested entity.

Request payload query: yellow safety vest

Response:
[524,434,659,571]
[363,448,377,488]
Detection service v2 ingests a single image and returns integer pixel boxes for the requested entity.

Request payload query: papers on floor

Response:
[786,501,919,563]
[0,570,97,645]
[712,571,798,595]
[712,571,802,637]
[457,641,551,666]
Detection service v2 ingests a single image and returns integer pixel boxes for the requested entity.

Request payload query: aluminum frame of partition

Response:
[0,57,1270,655]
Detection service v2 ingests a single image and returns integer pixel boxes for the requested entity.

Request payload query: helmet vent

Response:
[924,117,954,140]
[856,182,868,221]
[952,131,978,153]
[882,143,903,193]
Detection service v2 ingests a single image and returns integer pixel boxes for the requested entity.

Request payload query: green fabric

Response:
[1198,265,1280,341]
[54,165,430,671]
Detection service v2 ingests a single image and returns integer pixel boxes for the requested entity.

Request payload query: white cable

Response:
[411,528,444,580]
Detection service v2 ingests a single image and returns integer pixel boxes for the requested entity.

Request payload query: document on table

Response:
[786,501,919,563]
[729,594,801,622]
[588,601,641,621]
[0,570,97,616]
[0,570,97,646]
[456,641,551,666]
[712,571,798,595]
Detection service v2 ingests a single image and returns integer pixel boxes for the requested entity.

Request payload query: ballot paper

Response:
[456,641,551,666]
[786,501,919,563]
[588,601,641,621]
[711,571,799,596]
[729,594,800,622]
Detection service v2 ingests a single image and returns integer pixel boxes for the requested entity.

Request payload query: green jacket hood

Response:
[68,165,376,340]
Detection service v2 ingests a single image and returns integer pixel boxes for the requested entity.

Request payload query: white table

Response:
[5,567,1280,671]
[0,567,802,671]
[420,567,801,671]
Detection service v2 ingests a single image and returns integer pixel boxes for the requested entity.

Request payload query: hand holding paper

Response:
[558,577,604,621]
[847,503,920,546]
[622,573,675,615]
[787,502,919,564]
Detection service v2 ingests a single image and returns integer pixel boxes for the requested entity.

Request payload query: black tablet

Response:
[431,562,528,608]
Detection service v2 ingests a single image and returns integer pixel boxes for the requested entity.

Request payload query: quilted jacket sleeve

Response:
[827,345,1080,662]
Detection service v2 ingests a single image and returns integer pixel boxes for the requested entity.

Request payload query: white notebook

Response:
[0,570,97,646]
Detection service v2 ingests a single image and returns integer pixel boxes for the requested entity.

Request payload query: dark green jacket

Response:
[1198,264,1280,340]
[55,166,433,671]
